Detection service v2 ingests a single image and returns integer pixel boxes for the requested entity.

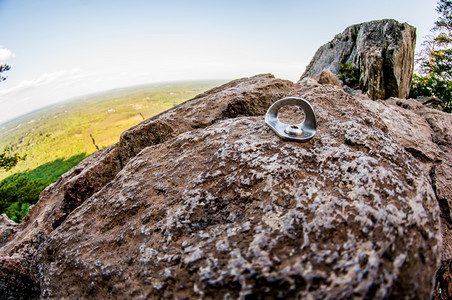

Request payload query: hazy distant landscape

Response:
[0,80,224,221]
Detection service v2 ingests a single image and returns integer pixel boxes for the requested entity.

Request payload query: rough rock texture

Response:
[0,74,294,297]
[0,216,39,299]
[357,97,452,299]
[0,74,451,299]
[118,74,294,165]
[0,256,40,299]
[0,214,16,248]
[317,69,341,87]
[36,111,441,299]
[299,19,416,100]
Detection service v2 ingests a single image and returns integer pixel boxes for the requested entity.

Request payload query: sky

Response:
[0,0,439,125]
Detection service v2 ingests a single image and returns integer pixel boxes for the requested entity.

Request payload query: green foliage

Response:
[436,0,452,45]
[411,0,452,112]
[0,174,46,223]
[0,175,44,208]
[339,63,359,88]
[0,147,26,171]
[25,153,88,183]
[410,74,452,112]
[0,154,88,223]
[4,202,31,223]
[0,64,10,81]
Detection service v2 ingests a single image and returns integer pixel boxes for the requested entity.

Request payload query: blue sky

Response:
[0,0,439,124]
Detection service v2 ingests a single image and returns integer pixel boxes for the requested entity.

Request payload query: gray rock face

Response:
[299,19,416,100]
[0,74,451,299]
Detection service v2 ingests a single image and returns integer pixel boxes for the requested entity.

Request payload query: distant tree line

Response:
[410,0,452,113]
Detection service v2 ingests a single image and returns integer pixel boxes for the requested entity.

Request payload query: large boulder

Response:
[36,110,441,298]
[299,19,416,100]
[0,74,294,296]
[1,74,451,299]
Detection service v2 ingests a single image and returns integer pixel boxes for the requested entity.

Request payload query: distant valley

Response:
[0,80,225,221]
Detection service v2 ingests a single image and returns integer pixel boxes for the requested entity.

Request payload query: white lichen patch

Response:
[184,247,204,265]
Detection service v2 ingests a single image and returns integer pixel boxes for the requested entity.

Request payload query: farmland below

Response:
[0,80,225,222]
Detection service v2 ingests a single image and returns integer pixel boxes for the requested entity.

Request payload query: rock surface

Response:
[0,74,294,297]
[299,19,416,100]
[317,69,341,87]
[377,99,452,300]
[0,74,451,299]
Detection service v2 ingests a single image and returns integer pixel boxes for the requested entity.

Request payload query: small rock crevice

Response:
[430,164,452,226]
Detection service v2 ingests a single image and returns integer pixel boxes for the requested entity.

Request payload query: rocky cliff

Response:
[299,19,416,100]
[0,73,451,299]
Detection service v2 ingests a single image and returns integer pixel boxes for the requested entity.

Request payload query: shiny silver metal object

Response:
[265,97,316,142]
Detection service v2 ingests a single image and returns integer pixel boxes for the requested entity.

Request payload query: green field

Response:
[0,80,225,222]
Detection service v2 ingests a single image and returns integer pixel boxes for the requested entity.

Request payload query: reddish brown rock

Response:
[317,69,341,87]
[0,74,295,297]
[36,83,443,298]
[0,257,39,299]
[37,111,441,297]
[118,74,294,165]
[0,74,451,299]
[363,97,452,299]
[0,214,16,248]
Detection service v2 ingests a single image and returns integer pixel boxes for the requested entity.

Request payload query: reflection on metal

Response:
[265,97,316,142]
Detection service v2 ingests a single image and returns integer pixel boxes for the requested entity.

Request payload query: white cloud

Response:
[0,68,83,99]
[0,47,14,63]
[0,68,94,124]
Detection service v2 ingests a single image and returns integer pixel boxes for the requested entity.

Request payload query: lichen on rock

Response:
[34,78,444,299]
[0,72,450,299]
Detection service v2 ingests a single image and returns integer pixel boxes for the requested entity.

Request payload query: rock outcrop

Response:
[1,74,451,299]
[299,19,416,100]
[317,69,341,87]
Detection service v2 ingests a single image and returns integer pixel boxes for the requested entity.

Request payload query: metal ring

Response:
[265,97,316,142]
